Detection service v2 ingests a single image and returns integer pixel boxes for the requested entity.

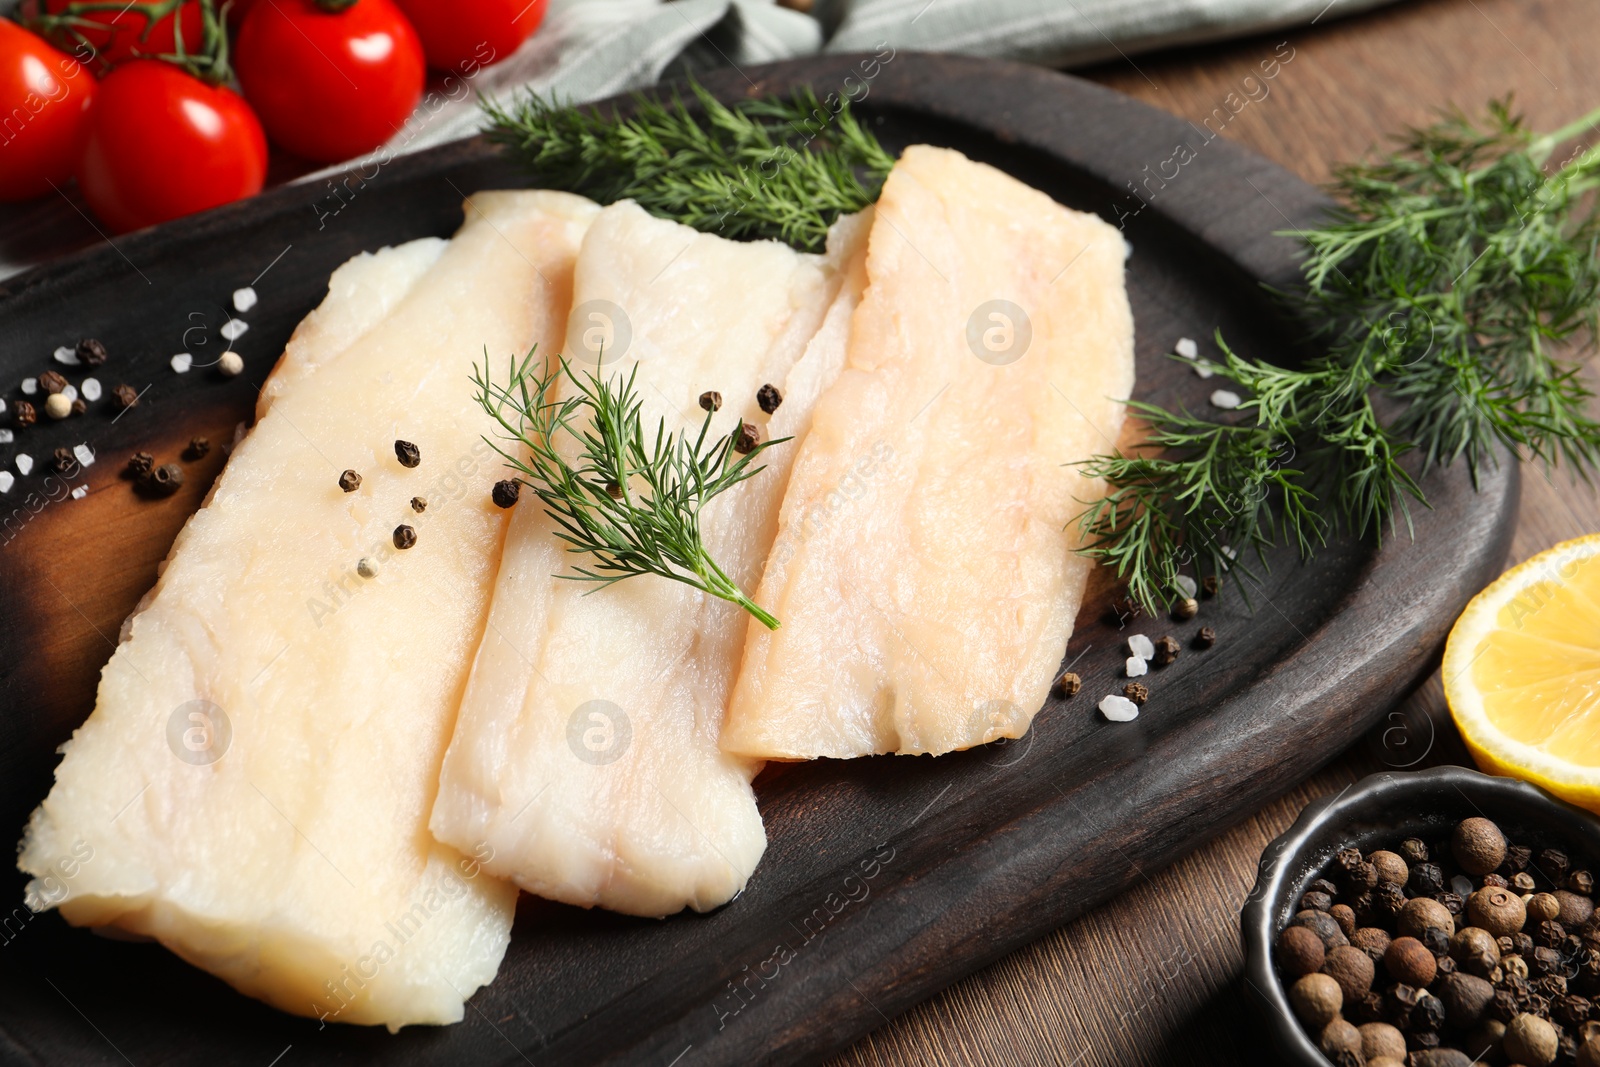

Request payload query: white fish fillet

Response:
[430,202,870,917]
[16,190,598,1030]
[721,145,1136,759]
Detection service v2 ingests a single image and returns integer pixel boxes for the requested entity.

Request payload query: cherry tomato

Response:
[393,0,544,74]
[35,0,205,68]
[235,0,424,164]
[76,60,267,232]
[0,18,96,200]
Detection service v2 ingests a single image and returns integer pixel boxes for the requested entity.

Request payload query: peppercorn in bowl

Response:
[1242,766,1600,1067]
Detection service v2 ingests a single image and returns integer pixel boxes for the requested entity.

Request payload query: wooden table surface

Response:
[1,2,1594,1064]
[827,0,1600,1064]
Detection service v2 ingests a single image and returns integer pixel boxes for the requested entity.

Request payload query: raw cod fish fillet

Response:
[721,145,1136,759]
[16,190,599,1030]
[431,201,871,917]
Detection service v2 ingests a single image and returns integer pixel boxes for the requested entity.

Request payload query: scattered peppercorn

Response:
[70,397,86,415]
[1539,849,1572,885]
[1153,635,1181,666]
[734,421,761,454]
[338,470,362,493]
[218,351,244,377]
[1290,972,1344,1029]
[1468,887,1527,938]
[1372,880,1406,918]
[1172,596,1198,621]
[50,447,77,475]
[605,479,623,499]
[1512,871,1538,893]
[1573,871,1596,895]
[1400,839,1430,865]
[1386,936,1437,986]
[13,399,35,427]
[44,393,71,419]
[76,338,108,366]
[1194,626,1216,649]
[393,525,416,550]
[394,439,421,468]
[1371,850,1409,886]
[1412,862,1445,896]
[410,496,427,513]
[1122,681,1149,705]
[1557,889,1596,928]
[1505,1012,1559,1066]
[1454,818,1508,876]
[491,479,521,509]
[1277,924,1326,977]
[184,437,210,461]
[1292,909,1348,949]
[126,452,154,478]
[699,390,722,412]
[142,463,183,497]
[1201,574,1220,598]
[112,383,139,410]
[1301,890,1333,913]
[357,558,379,579]
[1052,671,1081,698]
[1330,904,1357,937]
[38,370,67,394]
[756,383,783,414]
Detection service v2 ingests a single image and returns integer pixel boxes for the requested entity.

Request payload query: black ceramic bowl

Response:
[1241,765,1600,1064]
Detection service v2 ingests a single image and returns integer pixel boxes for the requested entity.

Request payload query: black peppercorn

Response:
[1412,994,1446,1031]
[1352,990,1384,1024]
[698,390,722,412]
[394,439,421,468]
[1373,881,1406,918]
[112,383,139,410]
[75,338,107,366]
[756,383,783,414]
[1310,878,1339,898]
[1400,838,1430,865]
[1412,863,1445,896]
[1384,982,1421,1028]
[1122,681,1149,705]
[142,463,183,496]
[1422,926,1451,957]
[1153,634,1181,666]
[51,447,77,475]
[1572,871,1595,895]
[126,451,154,478]
[410,496,427,513]
[70,397,85,415]
[184,436,210,461]
[1052,671,1081,698]
[1541,849,1573,884]
[38,370,67,394]
[1514,932,1536,957]
[1436,891,1465,917]
[1513,871,1538,893]
[491,479,520,509]
[338,469,361,493]
[1534,946,1564,975]
[1301,890,1333,913]
[1540,919,1569,949]
[1194,626,1216,649]
[13,399,35,427]
[1405,1030,1440,1053]
[1201,575,1219,598]
[1345,861,1379,892]
[733,421,761,454]
[393,525,416,550]
[1490,988,1520,1022]
[1506,844,1533,872]
[1337,848,1364,874]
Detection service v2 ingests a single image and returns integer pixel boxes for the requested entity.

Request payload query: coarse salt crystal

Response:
[171,353,193,373]
[1175,337,1198,359]
[0,471,11,494]
[21,377,37,395]
[1125,656,1148,678]
[62,384,78,402]
[70,485,87,500]
[0,430,11,444]
[220,318,249,340]
[16,453,32,475]
[1099,695,1140,722]
[1127,633,1155,660]
[1175,575,1197,598]
[1194,363,1214,379]
[81,378,101,401]
[0,398,6,415]
[1210,389,1241,410]
[73,443,94,468]
[233,287,258,313]
[54,345,79,365]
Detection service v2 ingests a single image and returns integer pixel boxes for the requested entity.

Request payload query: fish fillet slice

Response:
[430,202,869,917]
[17,190,599,1030]
[721,145,1136,759]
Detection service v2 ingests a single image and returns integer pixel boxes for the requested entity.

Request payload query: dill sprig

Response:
[473,349,789,629]
[482,81,894,251]
[1081,100,1600,613]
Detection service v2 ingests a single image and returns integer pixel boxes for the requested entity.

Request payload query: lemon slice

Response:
[1444,534,1600,811]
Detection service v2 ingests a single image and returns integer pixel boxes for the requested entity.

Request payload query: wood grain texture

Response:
[826,1,1600,1064]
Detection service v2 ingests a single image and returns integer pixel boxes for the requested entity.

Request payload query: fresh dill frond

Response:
[482,81,894,252]
[1080,99,1600,613]
[473,349,789,630]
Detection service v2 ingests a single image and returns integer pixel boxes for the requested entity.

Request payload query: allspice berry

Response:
[1351,926,1391,963]
[1399,896,1457,940]
[1438,971,1496,1029]
[1384,936,1436,986]
[1464,1018,1507,1061]
[1289,972,1343,1029]
[1370,849,1409,886]
[1528,892,1562,923]
[1323,944,1375,1002]
[1504,1011,1559,1067]
[1451,926,1502,978]
[1359,1021,1407,1061]
[1467,886,1527,938]
[1276,925,1326,977]
[1367,1060,1406,1067]
[1577,1036,1600,1067]
[1293,909,1349,949]
[1556,889,1595,928]
[1320,1018,1362,1062]
[1453,817,1508,876]
[1407,1051,1472,1067]
[1329,904,1356,937]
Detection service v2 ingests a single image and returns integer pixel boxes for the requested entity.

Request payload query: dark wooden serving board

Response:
[0,53,1516,1067]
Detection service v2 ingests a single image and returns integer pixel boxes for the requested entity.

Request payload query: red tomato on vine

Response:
[0,18,97,201]
[76,60,267,232]
[235,0,425,164]
[393,0,545,74]
[27,0,205,68]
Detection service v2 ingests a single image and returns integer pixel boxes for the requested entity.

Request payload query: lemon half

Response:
[1444,534,1600,812]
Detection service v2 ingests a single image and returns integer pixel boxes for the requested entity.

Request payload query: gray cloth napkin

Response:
[323,0,1398,174]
